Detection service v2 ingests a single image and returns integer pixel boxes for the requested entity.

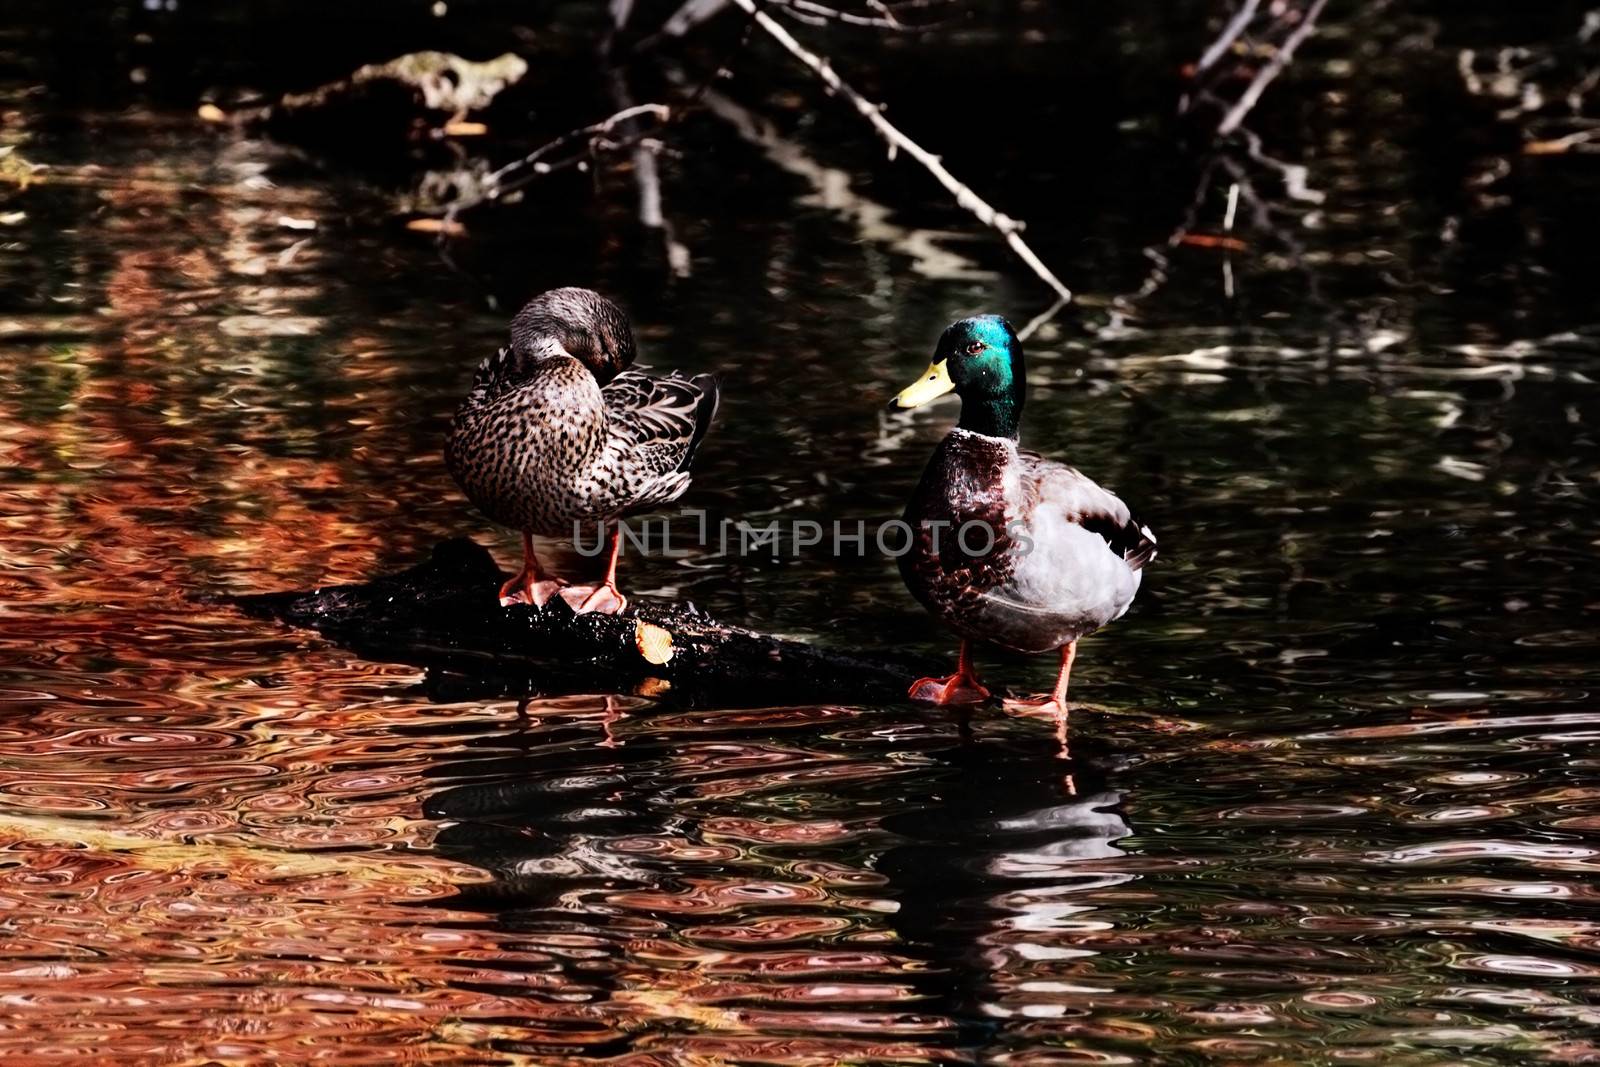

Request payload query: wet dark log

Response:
[232,538,932,706]
[201,51,529,166]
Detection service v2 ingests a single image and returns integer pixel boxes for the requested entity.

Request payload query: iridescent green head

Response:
[889,315,1025,439]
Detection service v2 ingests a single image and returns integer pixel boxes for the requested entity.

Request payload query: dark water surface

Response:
[2,4,1599,1063]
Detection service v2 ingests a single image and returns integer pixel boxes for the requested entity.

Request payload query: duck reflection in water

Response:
[879,735,1133,1046]
[421,691,1130,1060]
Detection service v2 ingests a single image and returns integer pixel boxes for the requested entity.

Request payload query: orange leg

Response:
[908,639,993,705]
[497,532,567,608]
[1005,640,1077,715]
[1004,641,1077,762]
[560,525,629,615]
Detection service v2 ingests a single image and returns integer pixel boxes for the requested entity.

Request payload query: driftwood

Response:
[232,538,935,706]
[205,52,529,128]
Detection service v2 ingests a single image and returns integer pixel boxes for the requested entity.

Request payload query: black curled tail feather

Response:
[1123,517,1158,571]
[677,373,720,472]
[1079,511,1159,570]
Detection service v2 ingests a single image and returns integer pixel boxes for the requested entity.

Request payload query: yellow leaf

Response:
[635,621,674,665]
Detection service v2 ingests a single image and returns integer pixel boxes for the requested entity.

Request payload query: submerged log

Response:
[232,538,933,706]
[205,52,529,129]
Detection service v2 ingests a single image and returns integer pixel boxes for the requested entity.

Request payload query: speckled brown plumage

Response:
[446,287,718,540]
[899,428,1019,635]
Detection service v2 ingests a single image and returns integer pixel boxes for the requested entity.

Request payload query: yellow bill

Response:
[891,359,955,409]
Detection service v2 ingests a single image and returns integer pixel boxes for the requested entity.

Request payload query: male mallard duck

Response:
[446,287,718,614]
[889,315,1156,715]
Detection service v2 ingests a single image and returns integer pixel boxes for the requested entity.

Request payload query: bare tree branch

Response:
[425,102,671,258]
[725,0,1073,301]
[1216,0,1329,136]
[1119,0,1332,318]
[480,104,669,206]
[658,0,948,37]
[1196,0,1260,74]
[763,0,925,30]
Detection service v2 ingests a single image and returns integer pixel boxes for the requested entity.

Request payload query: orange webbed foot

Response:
[497,573,566,608]
[1002,695,1072,764]
[559,583,629,615]
[909,640,991,705]
[1002,642,1076,744]
[908,673,992,705]
[1002,695,1069,715]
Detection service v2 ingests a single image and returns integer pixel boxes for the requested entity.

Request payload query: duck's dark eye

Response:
[965,341,985,356]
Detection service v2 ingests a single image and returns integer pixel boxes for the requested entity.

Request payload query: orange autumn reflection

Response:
[5,21,1600,1066]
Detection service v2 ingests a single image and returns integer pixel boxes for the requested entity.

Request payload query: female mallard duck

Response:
[446,287,718,614]
[889,315,1156,714]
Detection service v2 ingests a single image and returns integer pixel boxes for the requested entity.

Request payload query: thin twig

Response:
[656,0,947,37]
[1216,0,1329,136]
[865,0,902,26]
[488,104,667,194]
[726,0,1073,301]
[1196,0,1261,74]
[767,0,916,29]
[433,104,669,244]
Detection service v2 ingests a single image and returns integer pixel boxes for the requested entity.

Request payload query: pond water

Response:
[1,3,1598,1063]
